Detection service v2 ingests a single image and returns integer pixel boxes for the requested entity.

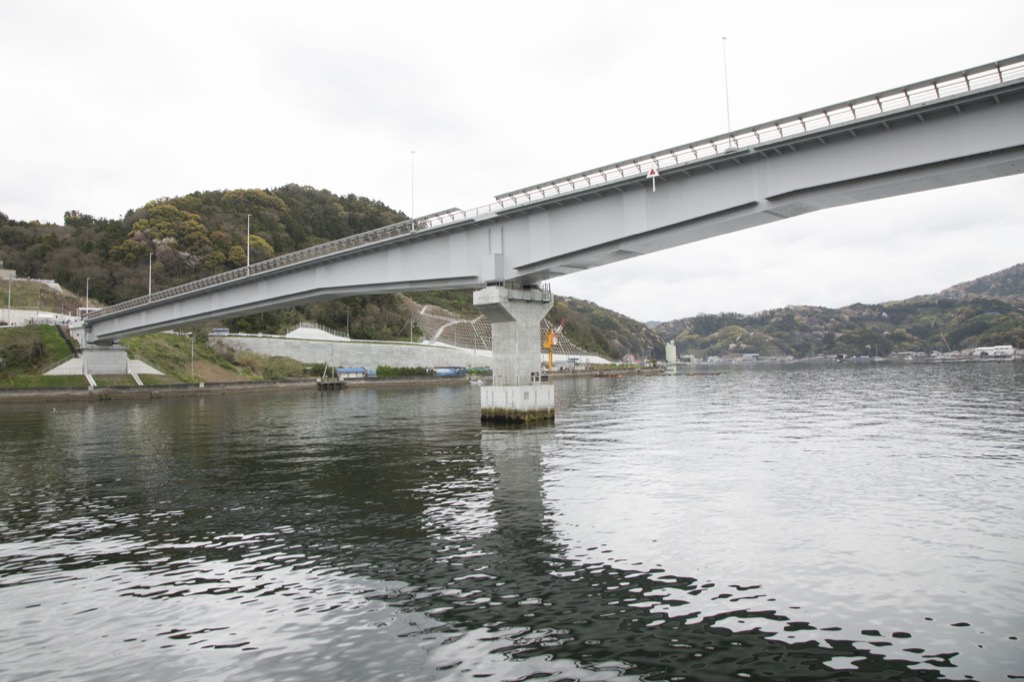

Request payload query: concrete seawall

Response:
[0,375,475,404]
[0,379,315,403]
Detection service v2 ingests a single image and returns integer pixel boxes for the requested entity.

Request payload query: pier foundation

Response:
[473,285,554,425]
[82,345,130,375]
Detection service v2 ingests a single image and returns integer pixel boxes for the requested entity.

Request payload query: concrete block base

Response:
[82,345,130,375]
[480,384,554,425]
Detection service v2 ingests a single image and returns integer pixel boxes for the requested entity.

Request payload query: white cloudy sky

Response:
[2,0,1022,321]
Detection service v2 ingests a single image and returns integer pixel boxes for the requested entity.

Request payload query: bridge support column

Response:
[473,285,554,425]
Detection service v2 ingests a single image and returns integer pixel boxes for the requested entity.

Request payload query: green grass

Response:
[137,374,183,385]
[1,321,312,387]
[3,280,83,315]
[1,374,90,389]
[121,333,311,383]
[120,333,240,383]
[92,375,140,387]
[227,348,312,381]
[120,334,191,381]
[0,325,74,376]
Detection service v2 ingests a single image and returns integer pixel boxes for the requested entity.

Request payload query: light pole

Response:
[246,214,251,273]
[6,274,12,326]
[346,306,350,339]
[410,150,415,220]
[189,332,195,382]
[722,36,734,150]
[148,252,153,299]
[85,277,90,316]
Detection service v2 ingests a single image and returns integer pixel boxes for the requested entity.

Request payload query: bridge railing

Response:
[491,53,1024,208]
[87,54,1024,323]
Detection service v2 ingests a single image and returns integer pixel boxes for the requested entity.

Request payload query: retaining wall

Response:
[216,335,493,370]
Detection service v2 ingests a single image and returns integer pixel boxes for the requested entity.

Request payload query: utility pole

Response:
[722,37,732,131]
[246,214,251,273]
[722,36,734,148]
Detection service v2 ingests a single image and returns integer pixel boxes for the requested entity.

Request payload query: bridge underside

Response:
[503,117,1024,284]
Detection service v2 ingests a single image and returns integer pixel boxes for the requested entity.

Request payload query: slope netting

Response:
[412,303,590,358]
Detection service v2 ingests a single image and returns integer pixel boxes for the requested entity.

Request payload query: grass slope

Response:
[121,333,311,384]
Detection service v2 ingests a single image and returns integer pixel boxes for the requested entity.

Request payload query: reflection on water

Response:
[1,364,1022,680]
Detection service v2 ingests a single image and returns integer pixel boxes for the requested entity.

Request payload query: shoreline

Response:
[0,359,1015,404]
[0,375,482,404]
[0,378,315,403]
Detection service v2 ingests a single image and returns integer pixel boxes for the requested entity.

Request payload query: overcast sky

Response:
[2,1,1022,321]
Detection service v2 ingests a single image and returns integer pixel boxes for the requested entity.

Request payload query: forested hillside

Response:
[654,263,1024,358]
[1,186,404,303]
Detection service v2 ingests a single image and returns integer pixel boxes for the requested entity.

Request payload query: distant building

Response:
[336,367,370,379]
[971,345,1015,359]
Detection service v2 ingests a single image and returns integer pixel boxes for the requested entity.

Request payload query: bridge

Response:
[74,54,1024,422]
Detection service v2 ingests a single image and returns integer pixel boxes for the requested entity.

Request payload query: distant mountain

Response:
[936,262,1024,302]
[548,296,665,362]
[651,264,1024,358]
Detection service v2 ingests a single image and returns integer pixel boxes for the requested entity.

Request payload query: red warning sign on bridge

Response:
[647,166,660,191]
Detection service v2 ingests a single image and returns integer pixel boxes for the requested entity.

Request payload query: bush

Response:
[376,365,429,377]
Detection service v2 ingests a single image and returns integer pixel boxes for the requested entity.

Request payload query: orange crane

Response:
[544,318,567,370]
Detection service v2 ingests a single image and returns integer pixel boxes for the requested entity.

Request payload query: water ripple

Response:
[1,366,1022,680]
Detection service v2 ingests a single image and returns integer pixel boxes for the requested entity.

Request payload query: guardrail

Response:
[285,321,343,338]
[87,54,1024,323]
[491,54,1024,208]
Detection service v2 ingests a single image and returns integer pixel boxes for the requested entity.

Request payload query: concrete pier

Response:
[473,285,554,425]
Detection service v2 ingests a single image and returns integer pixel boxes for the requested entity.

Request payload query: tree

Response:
[120,204,212,258]
[247,235,274,263]
[109,234,149,264]
[227,245,247,269]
